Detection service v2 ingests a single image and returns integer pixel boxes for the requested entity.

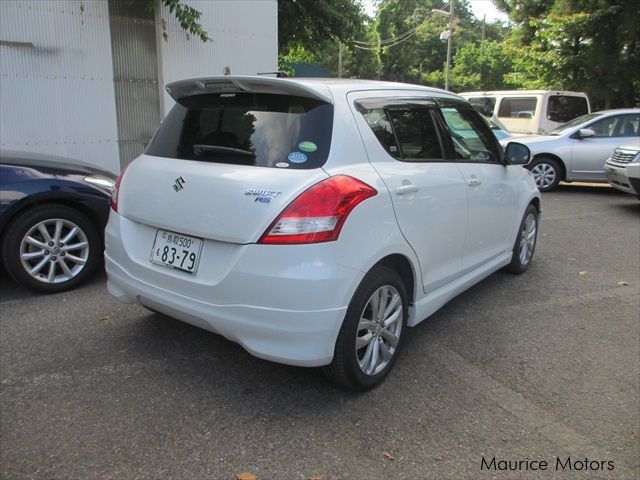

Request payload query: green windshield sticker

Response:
[298,141,317,153]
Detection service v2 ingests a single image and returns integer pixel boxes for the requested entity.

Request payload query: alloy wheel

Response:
[518,213,537,266]
[20,218,90,284]
[356,285,403,376]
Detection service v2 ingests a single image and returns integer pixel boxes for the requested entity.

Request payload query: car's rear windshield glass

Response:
[547,95,589,123]
[145,92,333,169]
[467,96,496,117]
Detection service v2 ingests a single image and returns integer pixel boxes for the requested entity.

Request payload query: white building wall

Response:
[0,0,121,173]
[156,0,278,115]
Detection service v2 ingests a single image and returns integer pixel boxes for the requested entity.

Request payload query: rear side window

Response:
[146,92,333,169]
[547,95,589,123]
[498,97,537,119]
[359,103,444,161]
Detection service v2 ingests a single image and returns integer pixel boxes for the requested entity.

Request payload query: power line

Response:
[353,30,417,50]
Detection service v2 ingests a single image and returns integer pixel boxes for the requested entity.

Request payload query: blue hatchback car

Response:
[0,151,115,293]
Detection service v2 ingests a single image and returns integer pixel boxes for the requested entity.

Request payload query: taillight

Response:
[258,175,377,245]
[110,162,131,212]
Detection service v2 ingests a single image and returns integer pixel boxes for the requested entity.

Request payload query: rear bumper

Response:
[105,212,363,367]
[605,161,640,195]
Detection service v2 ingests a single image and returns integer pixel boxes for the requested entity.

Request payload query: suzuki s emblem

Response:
[173,176,186,192]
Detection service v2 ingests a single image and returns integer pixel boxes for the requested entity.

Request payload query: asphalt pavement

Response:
[1,184,639,480]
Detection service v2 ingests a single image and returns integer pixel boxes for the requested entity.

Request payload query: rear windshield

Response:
[146,92,333,169]
[467,97,496,117]
[546,95,589,123]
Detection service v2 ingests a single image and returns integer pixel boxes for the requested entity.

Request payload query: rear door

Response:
[118,91,334,244]
[437,102,520,272]
[349,92,468,293]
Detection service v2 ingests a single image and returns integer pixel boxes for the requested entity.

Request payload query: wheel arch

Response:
[531,153,567,181]
[371,254,416,307]
[0,197,104,248]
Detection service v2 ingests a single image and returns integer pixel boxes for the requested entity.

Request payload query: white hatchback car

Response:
[106,76,541,389]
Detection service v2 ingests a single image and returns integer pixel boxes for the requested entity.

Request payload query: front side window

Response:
[439,107,501,162]
[547,95,589,123]
[498,97,538,119]
[359,102,444,161]
[587,114,640,138]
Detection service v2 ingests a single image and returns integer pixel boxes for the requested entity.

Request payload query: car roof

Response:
[591,108,640,115]
[166,75,464,104]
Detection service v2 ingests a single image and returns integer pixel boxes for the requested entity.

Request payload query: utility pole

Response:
[445,0,454,91]
[433,0,455,91]
[338,41,343,78]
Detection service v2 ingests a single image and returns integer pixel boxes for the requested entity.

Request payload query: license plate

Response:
[150,229,203,274]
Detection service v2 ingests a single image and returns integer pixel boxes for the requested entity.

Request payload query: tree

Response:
[451,40,514,91]
[125,0,210,42]
[496,0,640,108]
[278,0,365,52]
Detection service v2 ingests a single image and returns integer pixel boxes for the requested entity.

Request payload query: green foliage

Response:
[278,0,365,51]
[160,0,210,42]
[451,41,514,91]
[498,0,640,108]
[130,0,210,42]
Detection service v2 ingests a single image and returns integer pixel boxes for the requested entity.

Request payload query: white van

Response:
[458,90,591,135]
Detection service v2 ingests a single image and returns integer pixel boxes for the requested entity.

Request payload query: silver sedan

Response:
[501,109,639,191]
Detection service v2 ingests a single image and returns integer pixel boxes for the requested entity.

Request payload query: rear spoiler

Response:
[166,75,333,104]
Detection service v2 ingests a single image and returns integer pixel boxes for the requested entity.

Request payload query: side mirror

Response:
[504,141,531,165]
[576,128,595,139]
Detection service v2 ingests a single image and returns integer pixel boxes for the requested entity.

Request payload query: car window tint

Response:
[498,97,537,119]
[387,107,444,160]
[587,115,639,138]
[145,92,333,169]
[361,108,400,157]
[468,97,496,117]
[547,96,589,123]
[360,104,444,161]
[440,107,500,162]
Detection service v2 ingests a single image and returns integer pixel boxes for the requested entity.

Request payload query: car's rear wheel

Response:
[1,204,101,293]
[323,266,407,390]
[504,204,539,274]
[528,157,561,192]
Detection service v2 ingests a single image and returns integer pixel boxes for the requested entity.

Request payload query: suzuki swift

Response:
[105,76,541,389]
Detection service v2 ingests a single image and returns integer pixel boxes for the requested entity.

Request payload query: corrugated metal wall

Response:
[0,0,120,173]
[157,0,278,115]
[108,0,161,168]
[0,0,278,173]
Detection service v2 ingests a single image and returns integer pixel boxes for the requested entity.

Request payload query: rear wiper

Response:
[193,144,254,157]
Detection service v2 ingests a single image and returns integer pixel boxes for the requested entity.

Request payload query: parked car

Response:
[604,142,640,198]
[0,151,115,292]
[105,76,540,389]
[459,90,591,135]
[499,109,640,191]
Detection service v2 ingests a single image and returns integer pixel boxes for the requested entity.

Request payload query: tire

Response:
[1,204,101,293]
[527,157,561,192]
[323,266,408,390]
[504,204,539,274]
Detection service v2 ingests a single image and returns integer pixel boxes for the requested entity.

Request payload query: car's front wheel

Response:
[1,204,101,293]
[323,266,407,390]
[504,204,539,274]
[528,157,561,192]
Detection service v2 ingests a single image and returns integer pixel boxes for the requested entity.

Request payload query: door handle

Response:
[395,184,419,195]
[466,178,482,186]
